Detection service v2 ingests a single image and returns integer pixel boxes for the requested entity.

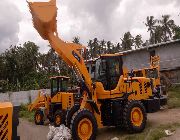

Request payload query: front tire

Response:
[123,100,147,133]
[70,109,97,140]
[34,110,44,125]
[66,105,80,127]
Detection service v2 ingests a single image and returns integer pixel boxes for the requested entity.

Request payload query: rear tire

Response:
[34,110,44,125]
[54,110,64,127]
[70,109,97,140]
[123,100,147,133]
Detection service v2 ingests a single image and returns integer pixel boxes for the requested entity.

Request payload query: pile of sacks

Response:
[47,124,72,140]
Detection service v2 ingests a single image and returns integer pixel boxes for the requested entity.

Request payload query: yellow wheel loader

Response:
[28,76,81,127]
[0,102,13,140]
[0,102,20,140]
[27,0,167,139]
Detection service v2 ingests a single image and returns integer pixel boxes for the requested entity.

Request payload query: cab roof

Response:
[50,76,70,79]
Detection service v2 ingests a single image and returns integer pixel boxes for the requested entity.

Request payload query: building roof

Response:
[121,39,180,54]
[100,53,123,57]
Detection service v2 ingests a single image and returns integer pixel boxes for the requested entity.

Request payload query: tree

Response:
[113,43,122,53]
[154,26,163,43]
[145,16,157,44]
[121,32,133,51]
[87,40,93,59]
[173,25,180,40]
[134,35,143,49]
[72,36,81,44]
[92,38,100,58]
[107,41,113,53]
[100,40,106,54]
[159,15,175,42]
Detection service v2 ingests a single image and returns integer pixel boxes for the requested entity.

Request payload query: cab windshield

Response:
[60,79,68,92]
[94,56,123,90]
[51,78,69,95]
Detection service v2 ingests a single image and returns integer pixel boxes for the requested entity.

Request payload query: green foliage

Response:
[134,35,143,49]
[0,41,72,92]
[121,32,134,51]
[72,36,81,44]
[0,80,8,93]
[173,26,180,40]
[168,86,180,108]
[19,104,34,122]
[145,15,178,44]
[123,123,180,140]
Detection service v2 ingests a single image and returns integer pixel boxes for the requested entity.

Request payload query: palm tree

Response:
[114,43,122,52]
[154,26,163,43]
[92,38,99,58]
[100,40,106,54]
[72,36,81,44]
[87,40,93,59]
[145,16,157,44]
[134,35,143,49]
[121,32,134,51]
[107,41,113,53]
[159,15,175,42]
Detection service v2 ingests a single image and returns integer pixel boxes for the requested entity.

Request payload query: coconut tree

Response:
[100,39,106,54]
[154,26,163,43]
[87,40,93,59]
[159,15,175,42]
[145,16,157,44]
[72,36,81,44]
[134,35,143,49]
[121,32,134,51]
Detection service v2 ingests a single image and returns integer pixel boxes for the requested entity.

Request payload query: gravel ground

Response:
[17,108,180,140]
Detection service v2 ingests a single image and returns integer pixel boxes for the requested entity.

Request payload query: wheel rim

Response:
[55,115,61,125]
[131,107,143,127]
[36,114,41,123]
[78,118,93,139]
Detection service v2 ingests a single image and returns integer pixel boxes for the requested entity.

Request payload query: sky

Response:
[0,0,180,53]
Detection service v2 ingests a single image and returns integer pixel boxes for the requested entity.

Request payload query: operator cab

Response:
[94,54,123,90]
[50,76,70,97]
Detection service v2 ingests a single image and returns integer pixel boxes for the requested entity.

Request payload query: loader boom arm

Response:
[28,0,93,95]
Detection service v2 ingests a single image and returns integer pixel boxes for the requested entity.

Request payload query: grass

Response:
[122,123,180,140]
[19,104,35,122]
[167,85,180,108]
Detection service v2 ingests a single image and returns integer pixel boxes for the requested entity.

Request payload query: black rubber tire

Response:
[70,109,97,140]
[66,105,80,127]
[34,110,44,125]
[54,110,64,127]
[123,100,147,133]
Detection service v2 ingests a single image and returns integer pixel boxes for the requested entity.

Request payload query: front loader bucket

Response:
[28,0,57,40]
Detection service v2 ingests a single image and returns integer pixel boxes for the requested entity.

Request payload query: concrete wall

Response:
[0,89,50,106]
[122,41,180,83]
[156,43,180,70]
[122,49,150,70]
[122,42,180,71]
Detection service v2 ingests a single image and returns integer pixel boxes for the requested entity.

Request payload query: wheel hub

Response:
[56,115,61,125]
[131,107,143,126]
[78,118,92,139]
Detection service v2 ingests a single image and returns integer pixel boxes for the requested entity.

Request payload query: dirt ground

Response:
[17,108,180,140]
